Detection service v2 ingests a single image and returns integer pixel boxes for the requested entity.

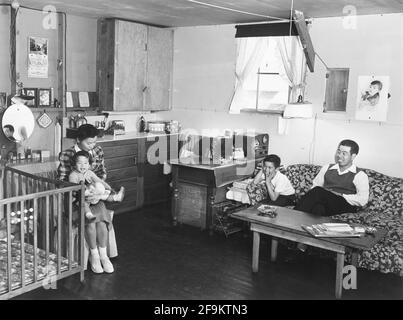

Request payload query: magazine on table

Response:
[302,223,365,238]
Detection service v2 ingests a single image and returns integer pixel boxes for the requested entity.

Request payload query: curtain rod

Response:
[235,17,313,27]
[235,19,296,26]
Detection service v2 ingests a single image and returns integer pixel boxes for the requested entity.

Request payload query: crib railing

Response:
[0,166,85,300]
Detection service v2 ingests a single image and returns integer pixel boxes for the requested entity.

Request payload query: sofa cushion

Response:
[284,164,321,200]
[361,169,403,216]
[359,239,403,276]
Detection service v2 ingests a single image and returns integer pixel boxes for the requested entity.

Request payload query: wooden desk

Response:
[230,206,387,299]
[170,157,263,231]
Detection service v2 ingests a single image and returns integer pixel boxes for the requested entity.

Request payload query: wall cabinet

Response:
[97,19,173,111]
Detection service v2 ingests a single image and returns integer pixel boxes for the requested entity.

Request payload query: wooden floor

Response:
[14,202,402,300]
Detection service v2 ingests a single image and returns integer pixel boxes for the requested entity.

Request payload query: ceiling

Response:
[1,0,403,27]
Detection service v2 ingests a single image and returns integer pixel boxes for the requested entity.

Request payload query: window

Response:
[229,36,307,114]
[254,42,291,110]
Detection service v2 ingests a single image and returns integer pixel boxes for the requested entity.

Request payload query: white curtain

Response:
[276,36,307,103]
[228,37,270,114]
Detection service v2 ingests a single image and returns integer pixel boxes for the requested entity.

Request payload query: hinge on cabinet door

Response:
[145,43,148,51]
[325,73,329,79]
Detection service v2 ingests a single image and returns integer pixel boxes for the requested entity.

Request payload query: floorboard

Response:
[14,202,403,300]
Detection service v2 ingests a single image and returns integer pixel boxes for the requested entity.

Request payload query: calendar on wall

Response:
[28,36,49,78]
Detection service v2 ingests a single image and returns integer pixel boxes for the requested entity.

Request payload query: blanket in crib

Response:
[0,240,78,294]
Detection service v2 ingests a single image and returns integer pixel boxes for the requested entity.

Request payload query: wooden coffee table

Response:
[230,206,387,299]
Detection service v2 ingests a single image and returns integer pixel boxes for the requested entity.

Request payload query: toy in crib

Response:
[0,208,34,241]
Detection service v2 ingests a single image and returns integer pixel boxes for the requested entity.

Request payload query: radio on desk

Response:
[233,133,269,158]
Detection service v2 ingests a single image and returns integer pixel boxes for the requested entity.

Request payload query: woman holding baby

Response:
[58,124,124,274]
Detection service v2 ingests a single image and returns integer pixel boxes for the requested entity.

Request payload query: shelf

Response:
[240,108,284,115]
[30,107,63,113]
[65,108,100,116]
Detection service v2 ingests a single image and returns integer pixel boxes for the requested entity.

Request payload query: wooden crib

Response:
[0,166,85,300]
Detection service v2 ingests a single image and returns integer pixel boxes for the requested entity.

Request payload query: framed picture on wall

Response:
[38,88,52,107]
[22,88,38,108]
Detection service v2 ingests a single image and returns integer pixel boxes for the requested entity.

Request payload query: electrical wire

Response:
[185,0,291,21]
[309,113,318,164]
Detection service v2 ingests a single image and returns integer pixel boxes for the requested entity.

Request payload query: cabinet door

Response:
[324,68,349,112]
[114,20,147,111]
[144,27,173,111]
[97,19,116,111]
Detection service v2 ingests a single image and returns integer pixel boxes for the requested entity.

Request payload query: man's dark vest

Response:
[323,164,361,195]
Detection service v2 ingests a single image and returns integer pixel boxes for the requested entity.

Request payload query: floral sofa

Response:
[283,164,403,277]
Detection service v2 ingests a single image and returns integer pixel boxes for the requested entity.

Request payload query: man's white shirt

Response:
[312,164,369,207]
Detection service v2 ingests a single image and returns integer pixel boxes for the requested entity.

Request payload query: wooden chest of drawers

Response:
[99,139,143,214]
[99,134,178,214]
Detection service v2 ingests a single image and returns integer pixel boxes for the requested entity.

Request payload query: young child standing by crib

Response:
[69,151,125,221]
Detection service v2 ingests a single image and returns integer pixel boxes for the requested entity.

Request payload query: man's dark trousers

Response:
[294,186,358,216]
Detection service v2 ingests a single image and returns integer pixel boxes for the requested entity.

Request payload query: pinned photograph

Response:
[355,76,390,121]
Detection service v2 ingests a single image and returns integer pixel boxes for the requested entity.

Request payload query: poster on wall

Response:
[28,36,49,78]
[355,75,390,122]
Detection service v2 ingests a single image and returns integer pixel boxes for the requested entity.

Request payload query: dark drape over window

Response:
[235,22,298,38]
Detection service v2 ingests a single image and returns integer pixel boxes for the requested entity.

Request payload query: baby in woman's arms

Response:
[69,151,125,221]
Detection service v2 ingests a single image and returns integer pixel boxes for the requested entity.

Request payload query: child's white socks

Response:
[113,187,125,202]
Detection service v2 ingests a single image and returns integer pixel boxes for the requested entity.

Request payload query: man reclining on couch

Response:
[295,139,369,217]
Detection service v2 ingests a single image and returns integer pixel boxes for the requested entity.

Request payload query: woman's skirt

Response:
[88,200,112,229]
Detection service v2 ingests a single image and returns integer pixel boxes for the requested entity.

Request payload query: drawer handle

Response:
[133,156,137,165]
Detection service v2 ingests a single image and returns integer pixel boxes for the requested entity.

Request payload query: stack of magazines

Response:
[302,223,364,238]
